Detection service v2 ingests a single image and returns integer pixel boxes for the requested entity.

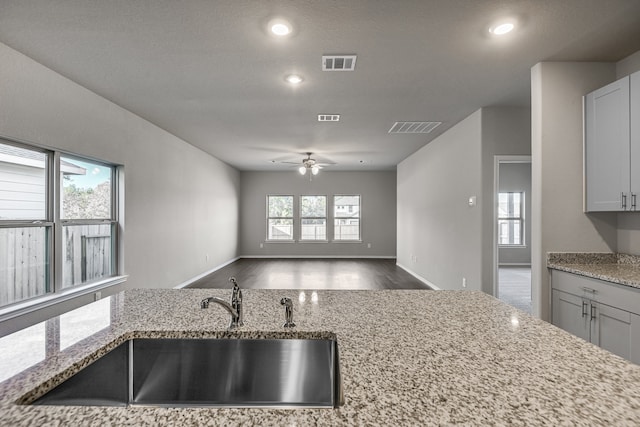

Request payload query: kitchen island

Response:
[1,288,640,426]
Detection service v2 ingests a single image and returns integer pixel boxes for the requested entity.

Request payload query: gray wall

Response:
[0,42,240,335]
[397,110,483,290]
[529,52,640,321]
[617,50,640,79]
[498,163,532,265]
[480,108,532,290]
[240,171,396,257]
[531,62,618,321]
[397,107,531,292]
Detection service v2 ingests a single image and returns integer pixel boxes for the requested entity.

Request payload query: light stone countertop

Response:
[547,252,640,290]
[1,288,640,426]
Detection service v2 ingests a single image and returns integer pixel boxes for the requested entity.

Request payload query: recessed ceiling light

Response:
[489,21,515,35]
[268,19,292,36]
[285,74,303,84]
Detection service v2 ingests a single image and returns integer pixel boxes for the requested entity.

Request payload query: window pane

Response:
[61,157,112,220]
[498,193,509,218]
[267,219,293,240]
[268,196,293,218]
[62,224,113,288]
[301,219,326,240]
[512,193,521,217]
[0,142,47,220]
[334,218,360,240]
[301,196,326,217]
[334,195,360,217]
[498,219,522,245]
[0,226,50,307]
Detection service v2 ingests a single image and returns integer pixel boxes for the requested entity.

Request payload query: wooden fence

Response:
[0,227,47,306]
[0,225,111,306]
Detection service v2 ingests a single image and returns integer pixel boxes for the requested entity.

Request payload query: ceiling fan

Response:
[281,152,335,180]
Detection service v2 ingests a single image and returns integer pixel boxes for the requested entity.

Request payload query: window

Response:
[300,195,326,241]
[498,192,524,246]
[334,195,360,241]
[267,195,294,240]
[61,156,116,288]
[0,139,120,310]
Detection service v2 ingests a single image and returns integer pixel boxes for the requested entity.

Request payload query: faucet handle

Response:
[280,297,296,328]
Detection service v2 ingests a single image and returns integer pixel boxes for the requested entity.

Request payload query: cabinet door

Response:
[552,289,590,341]
[631,71,640,209]
[585,76,630,211]
[590,302,633,361]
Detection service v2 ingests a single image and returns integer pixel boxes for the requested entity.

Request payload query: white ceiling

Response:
[1,0,640,171]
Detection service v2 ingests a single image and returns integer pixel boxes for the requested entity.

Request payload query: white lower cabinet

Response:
[551,270,640,364]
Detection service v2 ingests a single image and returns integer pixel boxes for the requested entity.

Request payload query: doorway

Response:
[493,156,532,313]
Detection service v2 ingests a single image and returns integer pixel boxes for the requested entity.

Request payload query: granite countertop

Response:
[547,252,640,290]
[1,288,640,425]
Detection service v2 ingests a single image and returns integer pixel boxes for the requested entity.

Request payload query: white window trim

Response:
[0,137,123,314]
[0,275,127,323]
[333,194,361,242]
[498,191,525,247]
[300,195,328,242]
[266,195,295,242]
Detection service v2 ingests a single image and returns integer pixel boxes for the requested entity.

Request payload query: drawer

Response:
[551,270,640,316]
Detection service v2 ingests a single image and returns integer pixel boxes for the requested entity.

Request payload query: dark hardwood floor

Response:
[187,258,432,290]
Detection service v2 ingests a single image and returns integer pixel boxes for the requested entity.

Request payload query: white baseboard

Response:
[498,263,531,268]
[396,263,441,290]
[174,257,241,289]
[239,255,396,259]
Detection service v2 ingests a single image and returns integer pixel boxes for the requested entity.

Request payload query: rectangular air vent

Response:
[318,114,341,122]
[388,121,442,134]
[322,55,357,71]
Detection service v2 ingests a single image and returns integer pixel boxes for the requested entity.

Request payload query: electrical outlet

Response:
[367,243,372,249]
[94,291,101,301]
[462,277,467,288]
[206,254,209,261]
[260,243,264,249]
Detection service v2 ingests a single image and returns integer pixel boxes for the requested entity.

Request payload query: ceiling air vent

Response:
[318,114,341,122]
[388,121,442,134]
[322,55,357,71]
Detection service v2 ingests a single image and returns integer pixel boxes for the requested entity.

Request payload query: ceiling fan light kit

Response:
[293,153,324,180]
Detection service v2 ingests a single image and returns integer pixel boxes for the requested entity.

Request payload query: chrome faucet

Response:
[200,277,244,330]
[280,297,296,328]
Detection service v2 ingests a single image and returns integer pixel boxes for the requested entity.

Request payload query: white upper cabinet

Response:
[631,71,640,210]
[584,75,631,211]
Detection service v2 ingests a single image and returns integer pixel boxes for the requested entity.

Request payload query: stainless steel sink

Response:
[30,338,342,408]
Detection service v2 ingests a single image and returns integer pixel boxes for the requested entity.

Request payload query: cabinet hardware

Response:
[582,301,588,318]
[582,287,597,294]
[590,304,597,320]
[632,193,637,211]
[622,192,628,210]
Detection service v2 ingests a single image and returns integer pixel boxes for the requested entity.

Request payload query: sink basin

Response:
[29,338,342,408]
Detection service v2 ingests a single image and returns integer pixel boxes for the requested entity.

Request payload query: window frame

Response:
[333,194,362,242]
[266,195,295,242]
[59,154,119,288]
[0,137,123,317]
[299,195,328,242]
[497,191,525,247]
